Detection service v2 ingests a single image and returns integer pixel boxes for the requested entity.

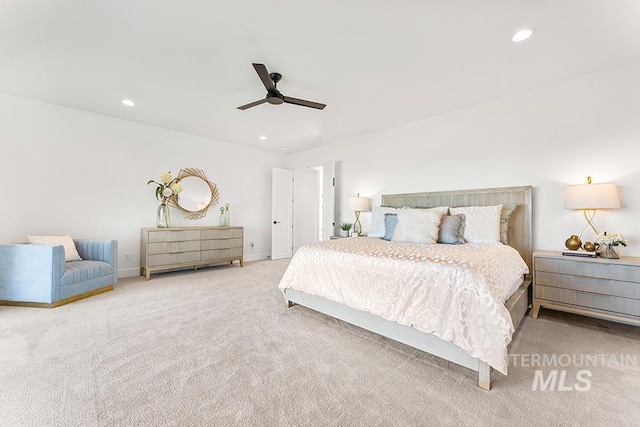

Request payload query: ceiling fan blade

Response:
[237,98,267,110]
[252,63,275,91]
[283,96,326,110]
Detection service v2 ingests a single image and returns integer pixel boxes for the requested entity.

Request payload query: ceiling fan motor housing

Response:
[266,92,284,105]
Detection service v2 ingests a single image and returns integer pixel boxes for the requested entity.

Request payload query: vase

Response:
[156,203,170,228]
[599,245,619,259]
[564,235,582,251]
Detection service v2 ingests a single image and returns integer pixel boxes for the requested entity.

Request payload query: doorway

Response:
[271,162,335,258]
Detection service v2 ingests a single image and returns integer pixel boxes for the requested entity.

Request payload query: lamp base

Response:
[353,211,362,236]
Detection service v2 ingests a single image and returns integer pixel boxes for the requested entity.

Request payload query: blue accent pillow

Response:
[383,213,398,241]
[438,214,466,244]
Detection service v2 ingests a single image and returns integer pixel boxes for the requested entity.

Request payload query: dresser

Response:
[140,226,243,280]
[532,250,640,326]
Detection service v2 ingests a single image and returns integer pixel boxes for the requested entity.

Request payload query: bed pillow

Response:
[391,209,442,244]
[27,235,83,262]
[449,205,502,243]
[418,206,449,216]
[370,205,448,238]
[438,214,466,244]
[383,213,398,241]
[500,204,516,245]
[369,206,403,238]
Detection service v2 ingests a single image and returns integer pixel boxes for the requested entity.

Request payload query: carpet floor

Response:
[1,259,639,426]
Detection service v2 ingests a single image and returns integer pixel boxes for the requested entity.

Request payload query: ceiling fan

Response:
[237,63,326,111]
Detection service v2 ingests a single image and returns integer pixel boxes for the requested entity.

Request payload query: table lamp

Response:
[347,193,370,236]
[564,176,619,245]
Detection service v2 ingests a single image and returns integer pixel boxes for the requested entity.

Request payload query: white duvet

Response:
[278,238,529,374]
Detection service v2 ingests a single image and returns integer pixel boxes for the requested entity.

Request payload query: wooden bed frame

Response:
[283,185,533,390]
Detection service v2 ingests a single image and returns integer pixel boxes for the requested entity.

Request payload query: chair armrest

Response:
[0,244,65,303]
[74,240,118,283]
[74,240,118,265]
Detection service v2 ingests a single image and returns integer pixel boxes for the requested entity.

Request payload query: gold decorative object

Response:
[169,168,219,220]
[582,241,596,252]
[565,235,582,251]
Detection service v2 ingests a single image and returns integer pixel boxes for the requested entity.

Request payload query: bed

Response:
[279,186,533,390]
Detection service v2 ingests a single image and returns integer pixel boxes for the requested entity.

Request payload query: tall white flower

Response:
[170,183,183,195]
[160,172,173,184]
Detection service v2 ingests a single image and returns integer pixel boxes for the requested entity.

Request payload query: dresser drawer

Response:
[201,238,242,250]
[536,285,640,317]
[148,229,202,243]
[535,271,640,300]
[148,251,201,267]
[148,240,201,255]
[535,257,640,282]
[202,248,242,261]
[202,228,243,240]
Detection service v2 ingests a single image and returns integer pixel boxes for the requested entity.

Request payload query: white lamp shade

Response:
[348,197,370,212]
[564,183,620,209]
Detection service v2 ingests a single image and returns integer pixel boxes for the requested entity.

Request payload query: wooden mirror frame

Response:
[168,168,219,219]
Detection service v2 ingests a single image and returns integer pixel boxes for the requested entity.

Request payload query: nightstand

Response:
[532,250,640,326]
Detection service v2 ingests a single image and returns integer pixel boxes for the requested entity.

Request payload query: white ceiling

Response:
[2,0,640,154]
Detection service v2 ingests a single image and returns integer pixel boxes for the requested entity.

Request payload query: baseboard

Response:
[244,253,271,262]
[118,267,141,278]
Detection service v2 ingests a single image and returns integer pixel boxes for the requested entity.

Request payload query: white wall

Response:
[286,60,640,257]
[0,94,286,276]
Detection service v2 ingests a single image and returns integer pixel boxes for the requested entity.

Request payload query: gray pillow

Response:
[383,213,398,241]
[438,214,466,244]
[500,204,516,245]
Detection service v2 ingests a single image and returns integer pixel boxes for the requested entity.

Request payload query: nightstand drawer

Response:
[535,271,640,300]
[535,257,639,282]
[536,285,640,317]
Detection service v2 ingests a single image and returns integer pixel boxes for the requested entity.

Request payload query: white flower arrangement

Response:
[147,171,183,204]
[595,231,627,248]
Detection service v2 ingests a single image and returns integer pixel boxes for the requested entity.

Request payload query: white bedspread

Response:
[278,238,529,374]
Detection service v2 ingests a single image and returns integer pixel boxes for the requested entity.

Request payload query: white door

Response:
[271,168,293,260]
[293,169,320,253]
[322,161,336,240]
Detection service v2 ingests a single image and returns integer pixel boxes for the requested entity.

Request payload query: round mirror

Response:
[169,168,219,219]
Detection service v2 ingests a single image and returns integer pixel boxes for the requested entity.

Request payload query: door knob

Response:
[273,221,280,224]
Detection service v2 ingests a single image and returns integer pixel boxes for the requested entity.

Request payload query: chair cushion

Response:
[61,260,115,286]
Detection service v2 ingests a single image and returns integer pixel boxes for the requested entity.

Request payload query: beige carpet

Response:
[1,259,639,426]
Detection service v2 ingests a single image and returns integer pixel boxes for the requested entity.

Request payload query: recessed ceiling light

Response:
[259,136,267,141]
[512,28,534,42]
[121,99,135,107]
[279,146,287,151]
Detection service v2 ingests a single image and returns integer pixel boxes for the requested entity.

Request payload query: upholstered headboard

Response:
[381,185,533,277]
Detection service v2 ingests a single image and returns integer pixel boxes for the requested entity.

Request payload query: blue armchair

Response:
[0,239,117,308]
